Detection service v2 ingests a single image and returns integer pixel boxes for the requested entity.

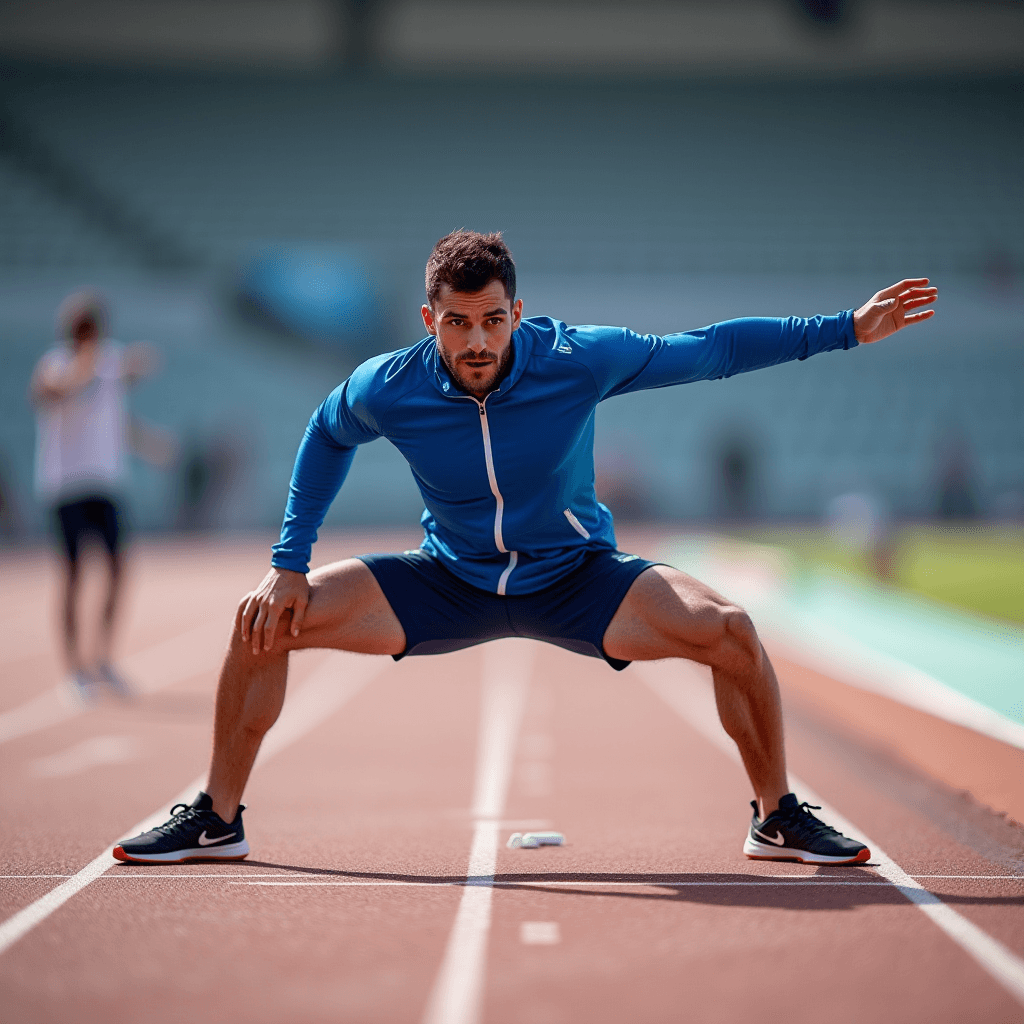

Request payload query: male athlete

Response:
[115,231,937,866]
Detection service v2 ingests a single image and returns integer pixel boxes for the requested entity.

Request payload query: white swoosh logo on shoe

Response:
[197,831,237,846]
[754,828,786,846]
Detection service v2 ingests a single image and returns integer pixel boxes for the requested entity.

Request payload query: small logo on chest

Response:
[555,341,573,355]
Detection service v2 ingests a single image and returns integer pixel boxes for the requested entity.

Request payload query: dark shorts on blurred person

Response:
[53,495,124,564]
[358,547,662,671]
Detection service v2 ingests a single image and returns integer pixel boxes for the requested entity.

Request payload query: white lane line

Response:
[422,640,532,1024]
[663,535,1024,750]
[6,873,1019,882]
[764,624,1024,751]
[640,659,1024,1009]
[0,621,224,748]
[29,735,138,778]
[0,650,383,959]
[236,879,895,888]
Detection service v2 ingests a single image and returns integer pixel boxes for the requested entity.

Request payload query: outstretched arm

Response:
[585,277,939,398]
[852,278,937,344]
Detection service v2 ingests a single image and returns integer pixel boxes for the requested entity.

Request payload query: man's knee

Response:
[709,603,762,671]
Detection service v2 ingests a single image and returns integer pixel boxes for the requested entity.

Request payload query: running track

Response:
[1,530,1022,1023]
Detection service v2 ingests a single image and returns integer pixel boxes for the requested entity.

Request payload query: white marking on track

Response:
[640,659,1024,1009]
[765,623,1024,751]
[520,921,560,945]
[421,640,532,1024]
[0,651,382,958]
[3,873,1019,882]
[29,735,137,778]
[236,879,896,888]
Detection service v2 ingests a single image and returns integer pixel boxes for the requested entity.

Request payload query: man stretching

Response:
[116,231,937,866]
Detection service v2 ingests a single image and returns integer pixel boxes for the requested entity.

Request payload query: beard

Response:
[441,342,514,397]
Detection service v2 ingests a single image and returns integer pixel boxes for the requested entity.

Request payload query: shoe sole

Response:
[743,837,871,865]
[112,839,250,864]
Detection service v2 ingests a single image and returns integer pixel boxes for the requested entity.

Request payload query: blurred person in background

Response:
[30,290,172,698]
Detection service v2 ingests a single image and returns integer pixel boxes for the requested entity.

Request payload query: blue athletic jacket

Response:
[271,313,858,594]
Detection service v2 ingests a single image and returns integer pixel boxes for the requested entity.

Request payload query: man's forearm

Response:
[270,419,356,573]
[688,311,859,381]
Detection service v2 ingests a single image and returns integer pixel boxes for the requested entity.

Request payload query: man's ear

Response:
[512,298,523,331]
[421,303,436,335]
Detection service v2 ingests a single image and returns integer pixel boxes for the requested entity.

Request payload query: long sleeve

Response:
[270,375,384,573]
[575,310,858,400]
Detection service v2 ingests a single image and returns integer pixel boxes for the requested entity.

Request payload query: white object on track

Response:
[507,831,564,849]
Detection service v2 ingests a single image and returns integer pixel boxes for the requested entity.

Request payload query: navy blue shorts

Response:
[52,496,124,565]
[358,548,661,672]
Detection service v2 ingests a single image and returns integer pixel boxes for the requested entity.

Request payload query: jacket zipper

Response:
[466,394,518,595]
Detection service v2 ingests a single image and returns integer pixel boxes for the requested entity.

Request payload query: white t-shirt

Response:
[34,341,129,503]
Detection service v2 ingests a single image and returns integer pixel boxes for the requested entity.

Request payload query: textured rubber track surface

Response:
[1,530,1022,1023]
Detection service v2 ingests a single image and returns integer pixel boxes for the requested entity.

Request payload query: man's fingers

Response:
[898,287,938,302]
[902,295,937,311]
[903,310,936,324]
[290,596,308,637]
[240,594,257,642]
[878,277,930,299]
[263,600,282,652]
[251,602,269,655]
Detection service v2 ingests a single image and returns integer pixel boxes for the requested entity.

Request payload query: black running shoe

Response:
[113,792,248,864]
[743,793,870,864]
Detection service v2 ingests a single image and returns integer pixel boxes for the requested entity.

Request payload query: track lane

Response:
[775,665,1024,963]
[0,646,482,1023]
[483,646,1024,1023]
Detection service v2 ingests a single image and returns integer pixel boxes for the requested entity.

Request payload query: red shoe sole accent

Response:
[111,845,248,865]
[745,846,871,865]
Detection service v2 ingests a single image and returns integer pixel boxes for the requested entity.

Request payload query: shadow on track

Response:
[194,861,1024,911]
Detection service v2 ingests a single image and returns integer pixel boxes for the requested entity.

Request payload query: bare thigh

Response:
[603,564,743,664]
[276,558,406,656]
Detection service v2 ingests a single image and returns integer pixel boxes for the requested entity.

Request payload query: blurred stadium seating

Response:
[0,59,1020,531]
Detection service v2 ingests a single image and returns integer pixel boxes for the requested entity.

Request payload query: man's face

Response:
[421,280,523,399]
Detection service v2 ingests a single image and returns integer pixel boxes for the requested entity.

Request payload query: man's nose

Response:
[466,332,487,353]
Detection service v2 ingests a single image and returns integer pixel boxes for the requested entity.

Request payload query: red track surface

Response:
[2,530,1022,1023]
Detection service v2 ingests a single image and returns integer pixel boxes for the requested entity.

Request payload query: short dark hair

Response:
[57,289,107,342]
[425,230,516,308]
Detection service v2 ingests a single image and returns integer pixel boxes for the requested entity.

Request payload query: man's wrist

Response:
[270,556,310,575]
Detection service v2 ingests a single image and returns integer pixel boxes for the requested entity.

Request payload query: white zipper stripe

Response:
[463,394,518,594]
[563,508,590,540]
[475,399,507,553]
[496,551,518,596]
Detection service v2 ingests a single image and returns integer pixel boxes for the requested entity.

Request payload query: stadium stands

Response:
[0,64,1020,530]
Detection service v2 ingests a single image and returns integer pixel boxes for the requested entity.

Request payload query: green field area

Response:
[740,525,1024,626]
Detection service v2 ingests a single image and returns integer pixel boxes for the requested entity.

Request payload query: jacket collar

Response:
[428,326,529,401]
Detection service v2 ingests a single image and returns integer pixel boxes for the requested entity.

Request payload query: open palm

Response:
[853,278,938,344]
